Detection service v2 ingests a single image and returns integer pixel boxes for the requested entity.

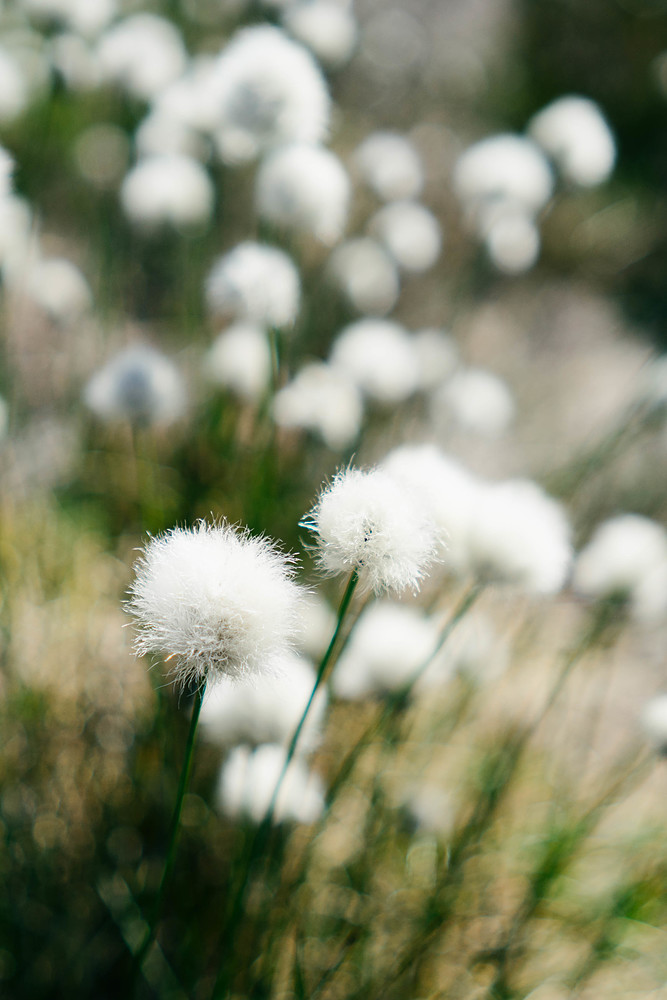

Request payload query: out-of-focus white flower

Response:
[528,96,616,187]
[481,207,541,275]
[0,145,14,198]
[51,33,101,91]
[84,344,187,427]
[127,520,303,689]
[0,46,28,122]
[330,319,419,404]
[369,200,442,273]
[354,131,424,202]
[25,0,117,37]
[153,56,222,134]
[413,328,459,391]
[282,0,358,68]
[120,155,214,228]
[256,143,350,245]
[454,135,553,220]
[641,694,667,754]
[0,196,33,270]
[217,743,324,824]
[273,361,363,449]
[205,323,271,402]
[418,612,507,691]
[295,592,336,659]
[211,25,331,164]
[135,111,208,161]
[96,15,187,101]
[382,444,481,576]
[465,479,573,595]
[303,466,444,595]
[20,255,91,322]
[432,367,515,437]
[328,237,400,315]
[333,600,439,699]
[205,242,300,328]
[573,515,667,604]
[200,651,326,753]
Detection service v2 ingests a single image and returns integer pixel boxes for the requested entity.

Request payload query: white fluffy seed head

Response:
[302,466,445,595]
[200,650,326,753]
[216,743,325,824]
[454,134,554,218]
[84,344,187,427]
[282,0,358,68]
[412,328,460,391]
[480,206,541,275]
[528,95,616,187]
[205,241,300,329]
[641,694,667,754]
[329,319,420,404]
[22,255,92,322]
[465,479,573,595]
[354,131,424,202]
[255,143,350,245]
[327,237,400,316]
[205,323,271,402]
[573,514,667,602]
[96,14,187,101]
[272,361,363,449]
[211,25,331,164]
[432,366,516,437]
[120,155,214,228]
[127,520,304,689]
[369,200,442,273]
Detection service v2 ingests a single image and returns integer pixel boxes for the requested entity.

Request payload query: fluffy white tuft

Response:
[354,131,424,202]
[454,134,553,219]
[282,0,358,68]
[217,743,325,824]
[127,520,304,689]
[573,514,667,604]
[84,344,186,427]
[273,361,363,449]
[329,319,419,404]
[120,155,214,228]
[327,237,400,316]
[205,323,272,402]
[369,200,442,273]
[205,241,300,328]
[96,14,187,101]
[528,95,616,187]
[432,366,516,437]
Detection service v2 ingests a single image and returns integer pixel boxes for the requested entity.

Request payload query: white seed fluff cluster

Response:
[327,237,400,316]
[369,200,442,273]
[303,466,444,595]
[329,319,420,404]
[211,25,331,164]
[432,366,516,437]
[205,241,300,328]
[528,95,616,187]
[127,521,303,689]
[205,323,271,402]
[282,0,358,69]
[353,131,424,202]
[273,361,363,449]
[217,743,324,825]
[120,155,214,228]
[23,255,92,322]
[454,134,554,218]
[96,14,187,101]
[84,344,187,427]
[200,650,326,754]
[255,143,350,245]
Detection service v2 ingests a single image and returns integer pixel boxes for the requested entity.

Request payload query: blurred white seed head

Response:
[282,0,358,68]
[25,0,117,37]
[127,520,303,689]
[418,612,507,692]
[295,591,337,659]
[21,255,92,322]
[84,343,187,427]
[369,200,442,273]
[328,237,400,315]
[120,155,214,228]
[303,466,445,595]
[454,134,554,221]
[211,25,331,164]
[466,479,573,595]
[432,366,516,437]
[641,694,667,754]
[333,600,439,699]
[0,145,14,199]
[200,651,326,753]
[528,95,616,187]
[0,46,28,123]
[96,14,187,101]
[256,143,350,245]
[633,560,667,625]
[135,111,208,161]
[205,323,271,402]
[412,328,460,391]
[51,33,101,91]
[573,514,667,604]
[354,131,424,202]
[637,354,667,415]
[217,743,324,824]
[205,242,300,328]
[481,206,541,275]
[330,319,419,404]
[154,56,223,135]
[273,361,363,449]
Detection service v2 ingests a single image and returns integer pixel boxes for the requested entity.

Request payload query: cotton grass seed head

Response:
[127,520,303,689]
[528,95,616,188]
[302,466,445,595]
[205,241,300,328]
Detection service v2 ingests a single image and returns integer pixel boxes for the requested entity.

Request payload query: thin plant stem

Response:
[134,681,206,975]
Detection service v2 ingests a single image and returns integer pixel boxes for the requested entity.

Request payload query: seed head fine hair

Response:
[126,519,303,690]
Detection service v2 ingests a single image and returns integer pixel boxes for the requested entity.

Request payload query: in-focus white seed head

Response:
[127,520,304,689]
[84,343,187,427]
[211,25,331,164]
[216,743,325,824]
[256,143,350,245]
[120,155,214,228]
[205,323,272,402]
[330,319,420,404]
[282,0,358,68]
[96,14,187,101]
[200,650,326,753]
[302,466,445,595]
[273,361,363,449]
[327,237,400,316]
[354,131,424,202]
[573,514,667,602]
[528,95,616,187]
[369,200,442,273]
[205,241,300,328]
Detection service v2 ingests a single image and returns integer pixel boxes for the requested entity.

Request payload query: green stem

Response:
[134,682,206,975]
